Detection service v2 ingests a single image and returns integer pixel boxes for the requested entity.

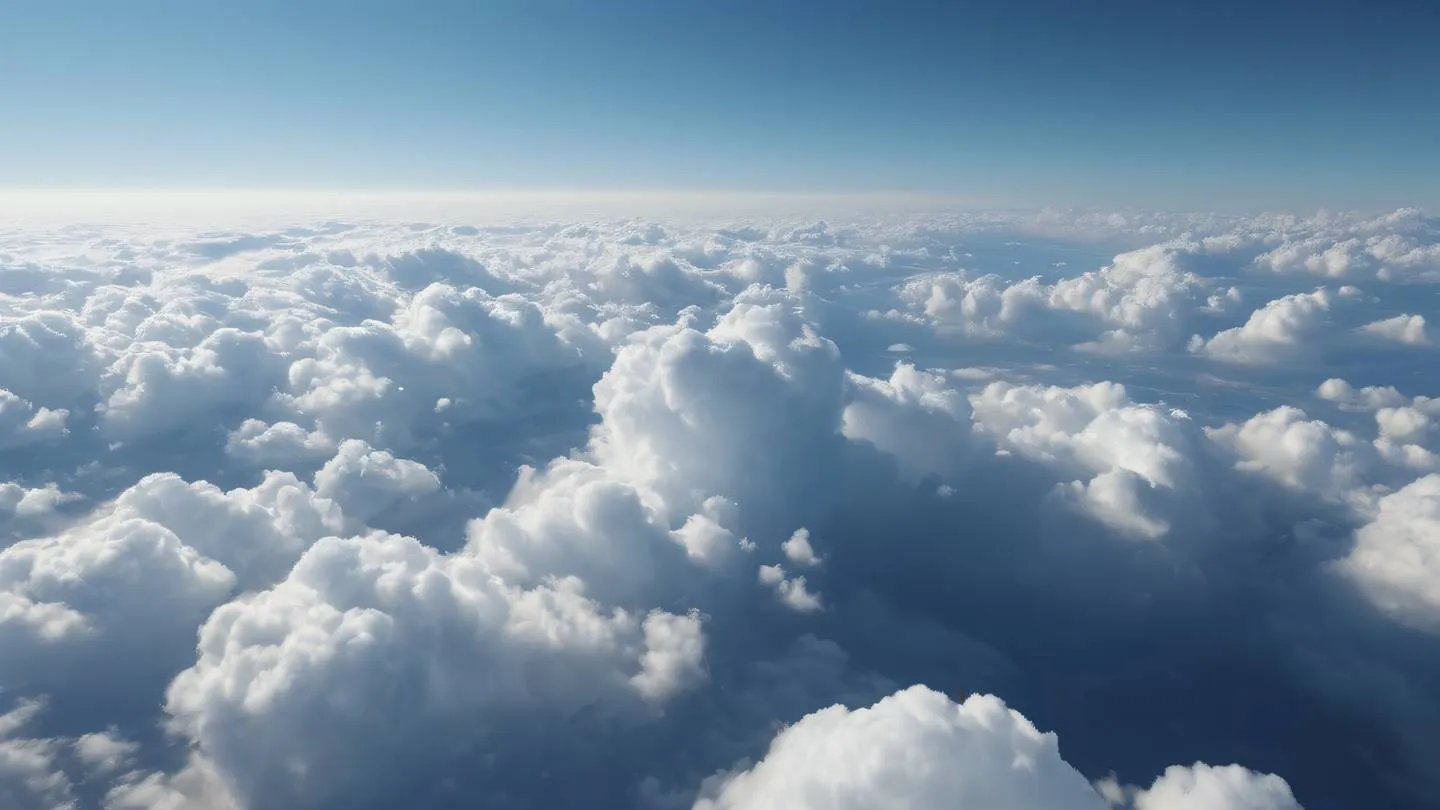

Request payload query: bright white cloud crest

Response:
[1,201,1438,810]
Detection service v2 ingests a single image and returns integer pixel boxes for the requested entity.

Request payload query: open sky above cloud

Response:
[3,0,1440,210]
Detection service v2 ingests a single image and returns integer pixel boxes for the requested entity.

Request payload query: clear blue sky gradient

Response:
[2,0,1437,210]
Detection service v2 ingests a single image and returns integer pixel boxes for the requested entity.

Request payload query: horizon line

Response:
[0,186,981,199]
[0,188,1421,221]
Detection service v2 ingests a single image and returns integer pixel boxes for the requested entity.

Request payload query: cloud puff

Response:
[780,528,821,567]
[0,312,102,408]
[273,282,588,450]
[0,699,78,810]
[969,381,1201,537]
[163,531,705,810]
[1188,289,1333,364]
[590,287,848,528]
[100,327,286,441]
[1045,243,1222,353]
[896,271,1044,337]
[757,563,823,613]
[0,483,78,524]
[0,440,450,729]
[0,390,67,450]
[1240,208,1440,283]
[1316,378,1410,411]
[1313,379,1440,473]
[1359,314,1429,346]
[894,241,1227,352]
[72,729,139,776]
[692,686,1302,810]
[1206,406,1375,499]
[842,363,975,484]
[311,439,442,523]
[1122,763,1303,810]
[225,418,335,465]
[1256,238,1371,279]
[1337,475,1440,631]
[88,467,348,588]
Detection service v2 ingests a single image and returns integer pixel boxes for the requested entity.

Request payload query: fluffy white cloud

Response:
[1046,243,1218,352]
[1337,475,1440,631]
[73,729,139,776]
[0,439,455,722]
[272,282,589,450]
[0,312,102,408]
[1189,289,1333,364]
[0,514,235,654]
[1316,378,1409,412]
[757,564,823,613]
[0,700,75,810]
[590,287,848,526]
[467,290,848,611]
[969,381,1201,537]
[0,390,67,450]
[896,271,1044,337]
[1256,238,1370,279]
[225,419,335,465]
[311,439,441,524]
[780,528,821,567]
[467,457,711,605]
[894,241,1225,351]
[1359,313,1429,346]
[842,363,975,484]
[1206,407,1374,500]
[97,469,346,588]
[100,327,286,440]
[692,686,1303,810]
[163,531,705,809]
[0,483,78,523]
[1123,763,1303,810]
[1314,380,1440,472]
[1256,224,1440,283]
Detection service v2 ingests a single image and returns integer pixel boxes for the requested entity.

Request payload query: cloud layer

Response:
[1,203,1438,810]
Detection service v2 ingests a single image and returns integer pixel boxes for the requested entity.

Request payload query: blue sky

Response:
[2,0,1437,211]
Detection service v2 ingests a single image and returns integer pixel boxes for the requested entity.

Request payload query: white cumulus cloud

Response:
[1359,313,1429,346]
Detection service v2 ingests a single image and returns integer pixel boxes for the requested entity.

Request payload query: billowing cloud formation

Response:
[1253,210,1440,283]
[1122,764,1303,810]
[969,380,1205,538]
[1206,406,1374,498]
[163,532,704,810]
[0,204,1437,810]
[0,389,67,450]
[693,686,1110,810]
[1359,313,1429,346]
[693,686,1301,810]
[893,241,1235,352]
[1338,475,1440,630]
[1189,289,1333,364]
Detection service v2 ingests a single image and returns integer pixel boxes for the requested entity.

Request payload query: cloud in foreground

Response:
[694,686,1300,810]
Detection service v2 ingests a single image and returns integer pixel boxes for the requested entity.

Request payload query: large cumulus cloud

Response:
[692,686,1302,810]
[161,531,705,810]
